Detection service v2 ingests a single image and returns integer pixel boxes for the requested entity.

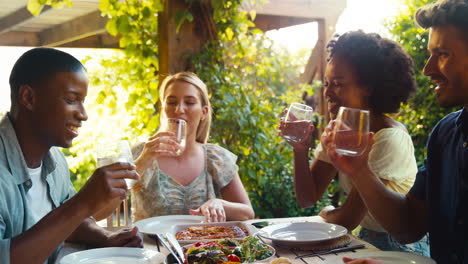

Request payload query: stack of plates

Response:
[257,222,348,248]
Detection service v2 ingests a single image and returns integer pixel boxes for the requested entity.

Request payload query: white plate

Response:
[258,222,347,246]
[170,221,258,244]
[327,251,436,264]
[133,215,204,235]
[60,247,165,264]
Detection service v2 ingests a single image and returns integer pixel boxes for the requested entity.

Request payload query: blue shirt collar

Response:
[0,113,57,185]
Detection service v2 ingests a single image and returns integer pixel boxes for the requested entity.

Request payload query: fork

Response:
[295,244,366,259]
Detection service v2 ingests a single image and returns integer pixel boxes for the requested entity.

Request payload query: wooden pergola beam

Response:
[0,6,52,34]
[254,15,313,31]
[243,0,345,20]
[0,30,119,49]
[0,31,39,46]
[58,33,119,49]
[38,10,107,47]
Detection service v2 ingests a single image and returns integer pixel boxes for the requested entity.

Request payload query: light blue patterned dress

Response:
[131,143,238,222]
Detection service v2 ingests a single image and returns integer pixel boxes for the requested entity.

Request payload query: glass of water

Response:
[158,118,187,156]
[281,103,314,143]
[333,106,370,156]
[96,140,136,189]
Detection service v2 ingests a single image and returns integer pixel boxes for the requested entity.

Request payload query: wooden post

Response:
[316,18,337,125]
[317,19,328,120]
[157,0,215,80]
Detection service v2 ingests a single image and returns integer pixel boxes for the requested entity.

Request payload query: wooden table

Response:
[56,216,379,264]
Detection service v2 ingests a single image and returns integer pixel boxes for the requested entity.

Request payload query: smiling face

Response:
[324,57,369,119]
[162,80,208,140]
[30,71,89,148]
[423,25,468,108]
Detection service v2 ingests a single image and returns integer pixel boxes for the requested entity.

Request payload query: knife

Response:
[166,232,186,263]
[157,233,183,264]
[295,244,366,259]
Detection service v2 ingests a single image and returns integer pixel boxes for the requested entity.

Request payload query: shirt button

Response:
[25,180,32,187]
[464,142,467,148]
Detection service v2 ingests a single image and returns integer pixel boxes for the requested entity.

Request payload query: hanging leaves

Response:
[174,10,194,33]
[27,0,72,16]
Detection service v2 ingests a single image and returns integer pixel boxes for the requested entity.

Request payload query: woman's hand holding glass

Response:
[278,103,314,151]
[157,118,187,156]
[189,198,226,223]
[134,118,187,174]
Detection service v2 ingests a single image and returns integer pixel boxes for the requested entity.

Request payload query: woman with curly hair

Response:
[279,30,429,255]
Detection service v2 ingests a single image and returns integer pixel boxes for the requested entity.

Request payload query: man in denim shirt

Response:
[0,48,142,264]
[320,0,468,263]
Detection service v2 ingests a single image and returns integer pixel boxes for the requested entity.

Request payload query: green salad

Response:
[185,236,274,264]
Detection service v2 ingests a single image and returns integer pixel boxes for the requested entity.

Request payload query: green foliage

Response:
[385,0,457,166]
[38,0,335,217]
[27,0,72,16]
[98,0,162,134]
[64,51,146,190]
[189,1,333,218]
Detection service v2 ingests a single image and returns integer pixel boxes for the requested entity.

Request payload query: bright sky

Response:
[0,0,402,112]
[266,0,401,53]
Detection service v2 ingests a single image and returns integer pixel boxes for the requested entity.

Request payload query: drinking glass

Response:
[96,140,136,189]
[333,106,370,156]
[281,103,314,143]
[158,118,187,156]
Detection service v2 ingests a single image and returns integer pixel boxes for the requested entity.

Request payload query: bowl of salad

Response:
[166,236,275,264]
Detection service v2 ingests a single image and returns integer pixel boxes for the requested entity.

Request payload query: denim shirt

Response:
[410,109,468,264]
[0,114,76,264]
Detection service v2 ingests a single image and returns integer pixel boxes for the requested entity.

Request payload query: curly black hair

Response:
[415,0,468,30]
[326,30,417,114]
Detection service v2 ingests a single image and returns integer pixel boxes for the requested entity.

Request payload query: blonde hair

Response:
[158,72,212,143]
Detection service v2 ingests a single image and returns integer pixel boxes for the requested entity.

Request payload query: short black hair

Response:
[9,48,85,103]
[415,0,468,30]
[326,31,417,114]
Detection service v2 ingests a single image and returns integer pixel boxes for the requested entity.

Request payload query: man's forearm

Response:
[10,194,91,264]
[350,168,428,242]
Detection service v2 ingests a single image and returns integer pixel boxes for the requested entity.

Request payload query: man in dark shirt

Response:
[321,0,468,263]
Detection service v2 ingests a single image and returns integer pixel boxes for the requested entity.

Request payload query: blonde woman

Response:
[130,72,254,223]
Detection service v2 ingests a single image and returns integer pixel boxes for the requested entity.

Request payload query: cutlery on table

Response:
[295,244,366,259]
[166,232,186,263]
[156,233,183,264]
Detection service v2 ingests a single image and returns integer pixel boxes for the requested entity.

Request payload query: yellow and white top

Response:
[314,127,417,232]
